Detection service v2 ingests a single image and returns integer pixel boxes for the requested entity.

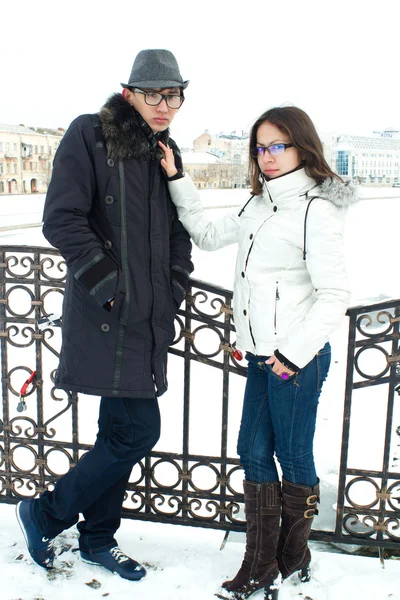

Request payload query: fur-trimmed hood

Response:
[316,177,358,208]
[99,93,171,160]
[263,167,358,208]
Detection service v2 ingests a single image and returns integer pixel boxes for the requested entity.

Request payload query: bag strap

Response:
[88,113,105,149]
[303,196,321,260]
[238,194,256,217]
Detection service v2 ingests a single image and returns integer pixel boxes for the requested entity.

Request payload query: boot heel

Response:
[264,573,281,599]
[298,566,311,583]
[264,586,279,599]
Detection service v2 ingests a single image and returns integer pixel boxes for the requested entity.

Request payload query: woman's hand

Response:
[265,354,294,378]
[158,141,178,178]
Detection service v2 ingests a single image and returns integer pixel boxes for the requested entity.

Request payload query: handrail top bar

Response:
[2,246,400,314]
[346,298,400,315]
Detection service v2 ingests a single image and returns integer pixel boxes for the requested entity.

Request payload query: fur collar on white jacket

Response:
[168,168,358,368]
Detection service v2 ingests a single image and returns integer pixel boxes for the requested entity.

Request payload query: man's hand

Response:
[159,141,178,178]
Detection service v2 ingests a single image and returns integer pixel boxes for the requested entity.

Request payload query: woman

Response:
[159,106,357,600]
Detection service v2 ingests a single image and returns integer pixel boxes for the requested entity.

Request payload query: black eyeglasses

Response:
[131,88,184,109]
[250,143,294,158]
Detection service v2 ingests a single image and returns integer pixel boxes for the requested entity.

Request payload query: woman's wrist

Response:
[167,169,183,181]
[274,349,300,372]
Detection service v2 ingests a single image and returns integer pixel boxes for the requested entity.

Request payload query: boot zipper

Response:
[250,483,262,584]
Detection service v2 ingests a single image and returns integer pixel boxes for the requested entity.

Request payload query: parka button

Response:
[104,240,112,249]
[241,271,245,278]
[101,323,110,332]
[249,234,253,240]
[243,309,247,316]
[107,158,115,167]
[273,206,278,212]
[105,195,114,205]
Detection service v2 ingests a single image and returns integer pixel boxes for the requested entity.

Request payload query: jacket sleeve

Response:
[42,116,119,308]
[168,174,240,251]
[278,199,351,368]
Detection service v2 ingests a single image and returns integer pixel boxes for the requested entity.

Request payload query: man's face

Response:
[124,87,182,133]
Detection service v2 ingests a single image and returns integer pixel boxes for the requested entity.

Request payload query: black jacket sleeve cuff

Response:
[274,349,300,372]
[167,169,184,181]
[170,265,190,308]
[74,252,118,307]
[91,272,118,307]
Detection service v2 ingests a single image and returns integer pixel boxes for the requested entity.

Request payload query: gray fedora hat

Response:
[121,49,189,90]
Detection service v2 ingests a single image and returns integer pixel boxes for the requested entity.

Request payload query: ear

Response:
[122,88,131,102]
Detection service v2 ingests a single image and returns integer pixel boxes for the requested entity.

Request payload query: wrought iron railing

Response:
[0,245,399,552]
[334,299,400,549]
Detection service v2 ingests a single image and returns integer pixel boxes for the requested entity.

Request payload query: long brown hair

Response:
[249,106,341,195]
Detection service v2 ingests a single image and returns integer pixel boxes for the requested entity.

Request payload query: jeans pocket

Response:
[267,364,296,383]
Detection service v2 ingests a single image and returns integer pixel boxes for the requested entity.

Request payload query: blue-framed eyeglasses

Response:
[250,143,294,158]
[131,88,184,109]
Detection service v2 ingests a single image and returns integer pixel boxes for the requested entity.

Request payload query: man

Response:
[16,49,193,581]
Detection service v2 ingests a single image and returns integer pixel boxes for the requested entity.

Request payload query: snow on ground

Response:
[1,502,399,600]
[1,189,400,598]
[0,194,45,230]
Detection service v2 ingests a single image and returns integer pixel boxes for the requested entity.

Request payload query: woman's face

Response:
[256,121,302,178]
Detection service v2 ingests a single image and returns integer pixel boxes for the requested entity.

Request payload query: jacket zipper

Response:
[249,319,256,352]
[112,161,130,394]
[147,162,166,391]
[245,216,275,354]
[244,215,273,269]
[274,281,280,335]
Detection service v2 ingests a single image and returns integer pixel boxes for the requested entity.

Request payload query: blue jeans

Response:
[33,396,160,551]
[237,344,331,487]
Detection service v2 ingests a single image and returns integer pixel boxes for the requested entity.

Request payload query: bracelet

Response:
[274,349,300,373]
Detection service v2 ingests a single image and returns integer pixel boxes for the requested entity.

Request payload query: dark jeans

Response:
[33,396,160,552]
[237,344,331,487]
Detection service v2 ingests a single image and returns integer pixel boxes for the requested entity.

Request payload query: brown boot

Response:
[277,479,319,581]
[216,481,281,600]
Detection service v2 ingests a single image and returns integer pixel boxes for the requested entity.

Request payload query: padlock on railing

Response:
[219,341,243,362]
[232,347,243,361]
[17,371,37,412]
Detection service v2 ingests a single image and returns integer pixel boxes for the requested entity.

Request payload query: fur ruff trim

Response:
[99,93,170,160]
[317,178,358,208]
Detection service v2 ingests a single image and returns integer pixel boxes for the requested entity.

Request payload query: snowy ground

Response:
[1,502,400,600]
[1,189,400,598]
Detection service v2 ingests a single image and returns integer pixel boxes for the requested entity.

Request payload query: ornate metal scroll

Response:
[333,300,400,550]
[1,245,400,552]
[0,246,81,503]
[0,245,247,533]
[124,277,248,531]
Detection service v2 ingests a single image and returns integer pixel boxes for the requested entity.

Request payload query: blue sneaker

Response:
[16,500,55,569]
[80,546,146,581]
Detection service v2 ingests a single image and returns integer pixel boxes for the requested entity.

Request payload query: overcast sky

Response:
[1,0,399,147]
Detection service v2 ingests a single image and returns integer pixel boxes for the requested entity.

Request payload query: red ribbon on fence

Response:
[20,371,37,397]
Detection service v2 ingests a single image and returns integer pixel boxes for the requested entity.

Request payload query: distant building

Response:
[181,151,236,189]
[193,130,249,188]
[0,123,64,194]
[330,128,400,186]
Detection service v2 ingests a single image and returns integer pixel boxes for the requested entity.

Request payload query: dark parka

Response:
[43,94,193,398]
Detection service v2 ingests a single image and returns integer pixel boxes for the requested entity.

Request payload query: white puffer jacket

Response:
[168,168,357,368]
